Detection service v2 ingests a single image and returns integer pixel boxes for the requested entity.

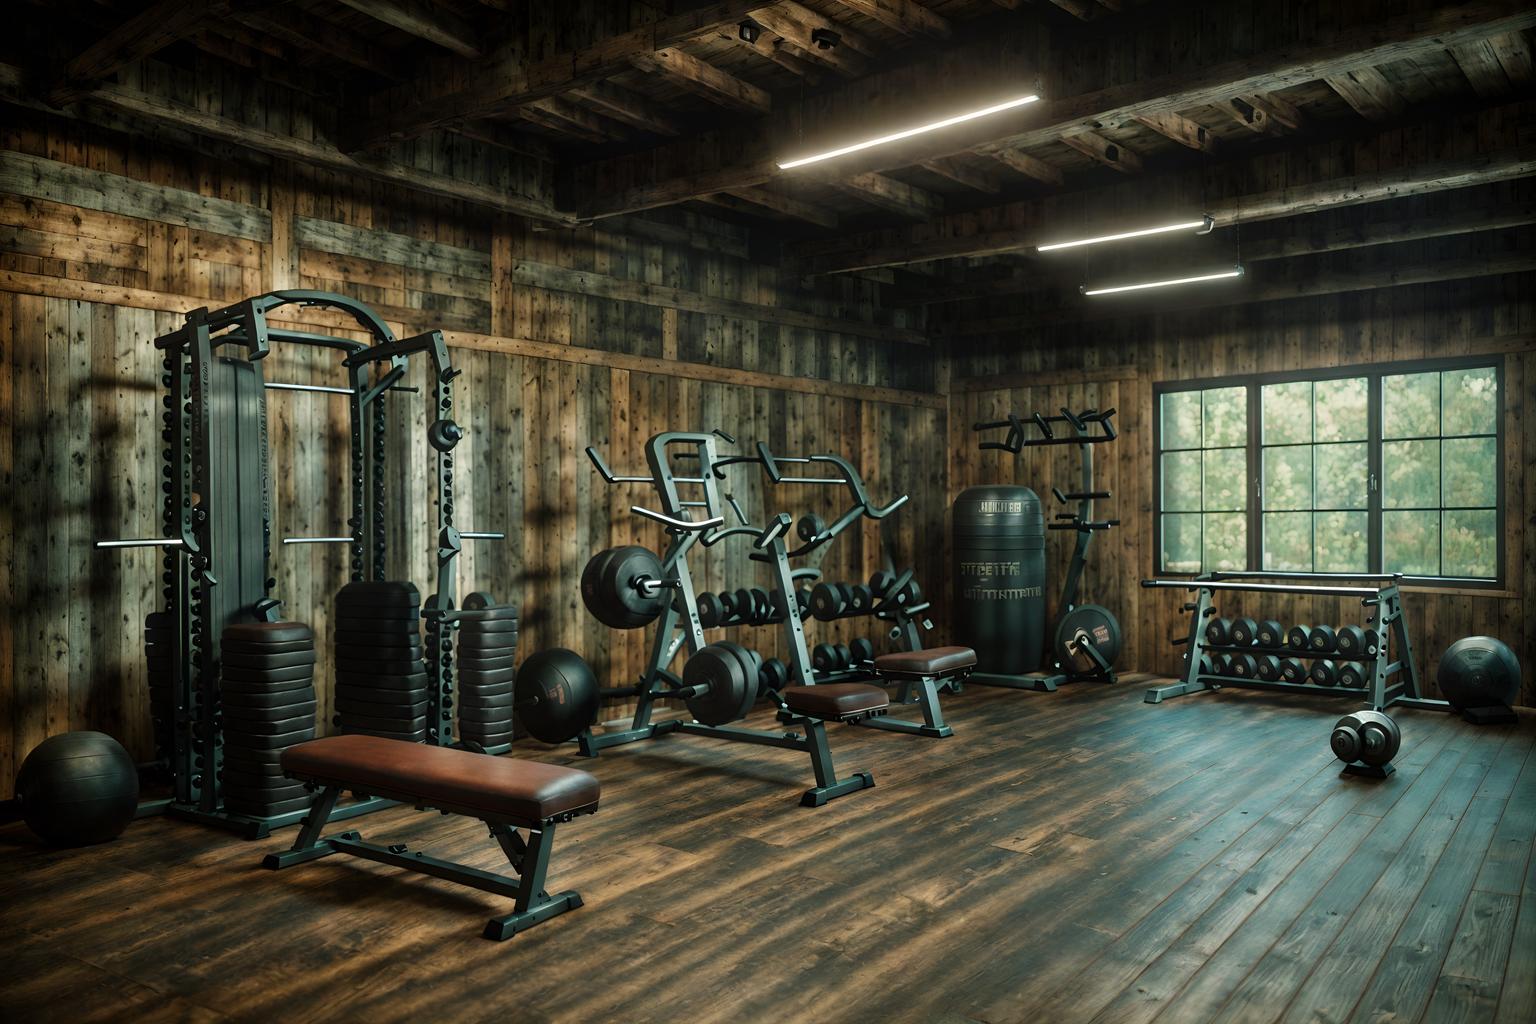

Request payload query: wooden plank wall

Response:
[0,110,947,794]
[946,277,1534,708]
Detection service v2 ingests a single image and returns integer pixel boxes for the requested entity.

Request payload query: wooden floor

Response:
[2,677,1533,1024]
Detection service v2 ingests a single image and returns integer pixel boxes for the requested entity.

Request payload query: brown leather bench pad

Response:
[282,735,599,823]
[873,646,977,677]
[782,683,889,720]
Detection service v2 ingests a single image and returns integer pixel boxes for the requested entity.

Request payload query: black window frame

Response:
[1152,355,1506,589]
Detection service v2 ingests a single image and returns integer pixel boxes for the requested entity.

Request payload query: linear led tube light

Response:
[1038,214,1215,253]
[1082,265,1244,297]
[776,94,1040,170]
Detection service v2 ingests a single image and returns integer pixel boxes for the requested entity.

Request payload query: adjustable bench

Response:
[261,735,599,940]
[777,683,888,806]
[863,646,977,738]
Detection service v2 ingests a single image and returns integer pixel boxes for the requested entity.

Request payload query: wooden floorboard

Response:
[0,681,1531,1024]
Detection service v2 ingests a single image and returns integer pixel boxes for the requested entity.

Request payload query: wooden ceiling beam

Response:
[566,82,685,136]
[1449,39,1516,97]
[785,143,1536,275]
[1136,111,1218,152]
[835,172,944,219]
[351,1,762,145]
[231,9,406,81]
[750,4,872,75]
[1488,31,1534,85]
[833,0,950,38]
[1325,66,1406,119]
[47,0,234,103]
[333,0,482,59]
[1046,0,1095,19]
[576,1,1536,220]
[630,47,772,114]
[919,155,1005,194]
[714,186,841,227]
[989,147,1065,186]
[519,97,625,143]
[1060,131,1142,173]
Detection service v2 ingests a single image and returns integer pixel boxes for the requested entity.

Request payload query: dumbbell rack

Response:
[1141,572,1447,713]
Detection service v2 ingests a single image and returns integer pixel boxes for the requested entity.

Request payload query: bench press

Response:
[261,735,599,940]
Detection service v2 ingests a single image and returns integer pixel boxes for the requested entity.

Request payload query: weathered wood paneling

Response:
[0,113,946,793]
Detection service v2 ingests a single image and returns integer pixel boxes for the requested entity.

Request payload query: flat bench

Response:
[261,735,599,940]
[765,682,888,806]
[864,646,977,738]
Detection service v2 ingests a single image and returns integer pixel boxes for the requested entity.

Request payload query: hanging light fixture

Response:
[1036,214,1215,253]
[1081,265,1244,297]
[776,94,1040,170]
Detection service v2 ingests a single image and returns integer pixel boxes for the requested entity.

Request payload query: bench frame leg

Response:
[859,674,956,738]
[261,785,583,940]
[800,718,876,807]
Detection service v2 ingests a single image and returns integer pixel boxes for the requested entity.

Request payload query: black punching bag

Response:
[953,486,1046,674]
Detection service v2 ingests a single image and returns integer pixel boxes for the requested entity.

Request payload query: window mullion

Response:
[1368,373,1383,573]
[1248,381,1262,571]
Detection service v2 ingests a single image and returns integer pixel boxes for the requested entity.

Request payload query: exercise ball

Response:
[14,731,139,846]
[1437,636,1521,711]
[513,648,600,744]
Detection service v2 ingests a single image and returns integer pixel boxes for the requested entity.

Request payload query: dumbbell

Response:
[1228,617,1260,647]
[1228,653,1259,679]
[795,587,814,616]
[1279,657,1308,683]
[696,592,724,629]
[1182,651,1216,676]
[834,643,851,670]
[768,589,789,623]
[1335,625,1379,658]
[812,642,845,673]
[1310,659,1339,687]
[732,588,757,625]
[1309,624,1338,653]
[849,637,874,666]
[1205,617,1232,645]
[1256,654,1282,681]
[1337,662,1367,689]
[1255,620,1286,649]
[869,570,895,599]
[1330,710,1401,769]
[847,584,874,614]
[758,657,788,697]
[1209,654,1232,677]
[749,587,772,624]
[1286,624,1313,651]
[810,582,851,621]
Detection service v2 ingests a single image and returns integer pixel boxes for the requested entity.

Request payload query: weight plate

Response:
[333,609,423,628]
[221,767,295,788]
[335,696,429,719]
[337,712,429,733]
[220,650,318,670]
[458,688,515,708]
[513,648,599,745]
[224,795,315,817]
[334,671,430,690]
[458,680,517,699]
[222,622,314,644]
[583,545,666,629]
[454,653,518,673]
[453,607,520,626]
[221,687,317,709]
[224,726,316,750]
[220,668,316,689]
[457,667,519,687]
[462,592,509,612]
[334,656,427,677]
[869,570,895,597]
[683,644,750,727]
[696,592,724,629]
[455,729,516,746]
[337,580,420,601]
[338,726,429,744]
[334,685,429,707]
[456,617,520,636]
[452,631,518,653]
[810,583,845,621]
[1055,604,1122,674]
[332,630,423,649]
[221,780,310,802]
[223,710,317,735]
[457,704,514,725]
[220,750,286,773]
[219,638,316,656]
[718,642,761,721]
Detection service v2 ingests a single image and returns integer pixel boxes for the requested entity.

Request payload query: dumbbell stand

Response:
[1143,576,1448,714]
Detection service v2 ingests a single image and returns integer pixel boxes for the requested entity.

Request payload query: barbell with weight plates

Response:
[1255,620,1286,649]
[681,642,758,726]
[512,648,601,744]
[580,546,668,630]
[1228,617,1259,646]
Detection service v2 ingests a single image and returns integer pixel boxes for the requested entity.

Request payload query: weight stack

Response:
[332,581,429,742]
[952,485,1046,674]
[218,621,318,819]
[455,592,519,748]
